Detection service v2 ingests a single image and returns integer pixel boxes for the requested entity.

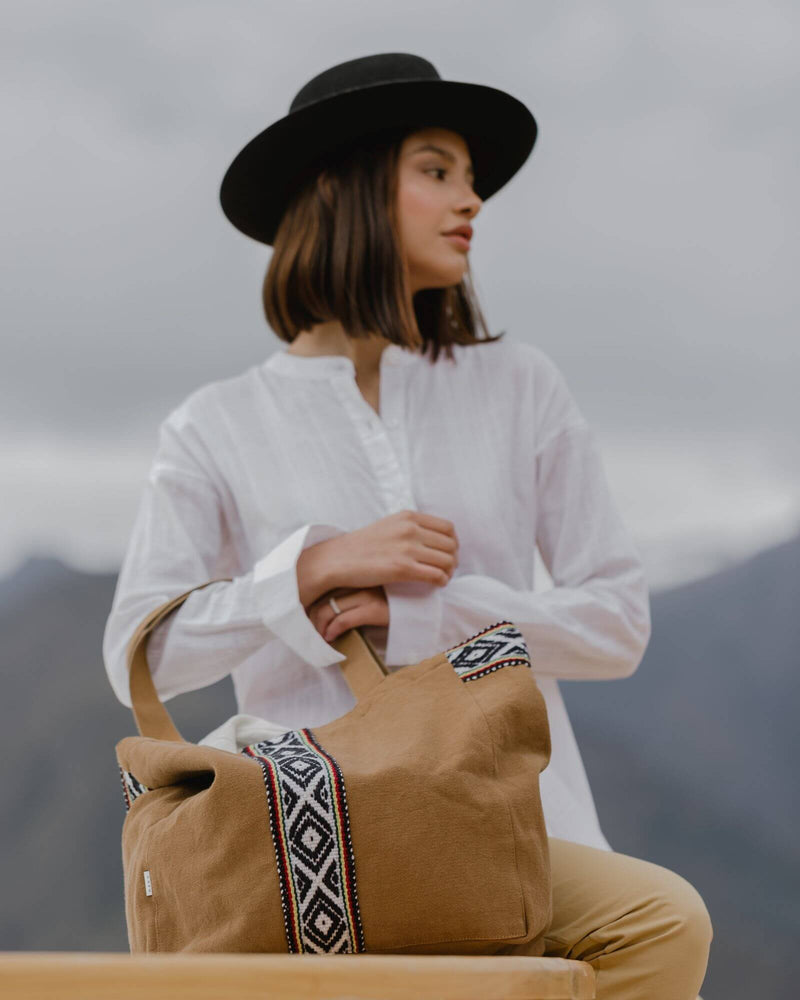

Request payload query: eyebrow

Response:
[412,143,475,180]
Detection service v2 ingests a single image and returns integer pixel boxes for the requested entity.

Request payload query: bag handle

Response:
[126,578,390,741]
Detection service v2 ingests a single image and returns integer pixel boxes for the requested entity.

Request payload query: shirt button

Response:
[386,418,399,429]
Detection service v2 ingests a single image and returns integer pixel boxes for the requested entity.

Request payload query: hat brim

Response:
[219,79,537,245]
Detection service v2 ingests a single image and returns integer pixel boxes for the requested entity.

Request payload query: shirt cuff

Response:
[252,523,348,668]
[383,581,444,667]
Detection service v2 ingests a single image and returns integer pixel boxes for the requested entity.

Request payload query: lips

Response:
[442,225,473,241]
[443,232,471,250]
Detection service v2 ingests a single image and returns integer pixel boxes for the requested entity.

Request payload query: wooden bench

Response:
[0,952,595,999]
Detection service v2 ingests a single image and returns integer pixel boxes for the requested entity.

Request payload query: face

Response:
[395,127,483,294]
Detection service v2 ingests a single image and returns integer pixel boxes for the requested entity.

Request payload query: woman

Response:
[103,52,712,998]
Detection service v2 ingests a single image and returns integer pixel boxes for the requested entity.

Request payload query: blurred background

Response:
[2,2,797,996]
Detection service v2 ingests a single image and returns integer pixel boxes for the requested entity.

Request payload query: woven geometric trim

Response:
[241,728,365,954]
[119,764,149,812]
[444,621,531,681]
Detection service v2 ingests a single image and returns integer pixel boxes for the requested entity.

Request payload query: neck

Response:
[287,322,397,379]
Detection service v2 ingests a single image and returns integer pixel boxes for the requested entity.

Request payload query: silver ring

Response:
[328,596,342,615]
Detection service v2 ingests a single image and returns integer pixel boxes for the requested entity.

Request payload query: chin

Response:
[420,261,468,287]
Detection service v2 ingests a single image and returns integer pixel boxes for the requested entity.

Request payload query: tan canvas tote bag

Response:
[115,577,553,955]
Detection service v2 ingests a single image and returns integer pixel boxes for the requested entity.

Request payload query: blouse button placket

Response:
[332,356,416,513]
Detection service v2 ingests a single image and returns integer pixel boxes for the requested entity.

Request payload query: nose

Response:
[462,185,482,217]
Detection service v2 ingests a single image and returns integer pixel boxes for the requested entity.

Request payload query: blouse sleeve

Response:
[102,414,346,710]
[381,351,652,680]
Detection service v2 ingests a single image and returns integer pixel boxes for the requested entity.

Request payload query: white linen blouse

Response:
[103,336,652,853]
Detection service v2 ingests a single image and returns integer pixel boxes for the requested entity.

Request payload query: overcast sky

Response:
[3,0,798,591]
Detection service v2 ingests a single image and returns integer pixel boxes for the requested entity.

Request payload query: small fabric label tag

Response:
[143,870,153,897]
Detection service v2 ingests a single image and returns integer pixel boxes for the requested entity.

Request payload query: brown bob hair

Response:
[262,126,505,364]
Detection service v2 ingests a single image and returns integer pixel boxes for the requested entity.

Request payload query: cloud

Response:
[3,0,798,583]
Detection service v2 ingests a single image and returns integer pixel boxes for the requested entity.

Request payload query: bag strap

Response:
[126,578,390,741]
[330,624,391,700]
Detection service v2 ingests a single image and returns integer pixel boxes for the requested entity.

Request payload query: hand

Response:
[311,510,459,594]
[306,585,390,644]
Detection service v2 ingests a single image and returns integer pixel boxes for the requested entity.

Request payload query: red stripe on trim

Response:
[330,765,361,949]
[260,753,302,952]
[461,655,529,677]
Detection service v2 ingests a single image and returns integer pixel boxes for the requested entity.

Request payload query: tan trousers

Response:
[498,837,713,1000]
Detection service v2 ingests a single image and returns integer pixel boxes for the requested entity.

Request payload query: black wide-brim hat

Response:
[219,52,538,246]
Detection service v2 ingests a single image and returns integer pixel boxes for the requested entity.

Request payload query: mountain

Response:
[560,531,800,996]
[0,539,797,996]
[0,555,237,951]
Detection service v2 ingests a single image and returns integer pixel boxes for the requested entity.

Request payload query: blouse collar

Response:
[263,342,422,379]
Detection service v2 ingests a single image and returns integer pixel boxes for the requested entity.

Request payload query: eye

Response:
[424,165,477,192]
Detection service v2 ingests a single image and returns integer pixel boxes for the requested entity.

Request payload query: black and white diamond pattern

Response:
[247,729,360,953]
[445,621,531,680]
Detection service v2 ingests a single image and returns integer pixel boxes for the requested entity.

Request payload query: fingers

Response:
[413,526,459,579]
[418,524,459,556]
[406,511,458,538]
[324,606,359,642]
[306,594,343,636]
[306,587,389,643]
[306,587,355,620]
[323,593,389,643]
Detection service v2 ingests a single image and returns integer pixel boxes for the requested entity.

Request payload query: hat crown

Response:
[290,52,441,113]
